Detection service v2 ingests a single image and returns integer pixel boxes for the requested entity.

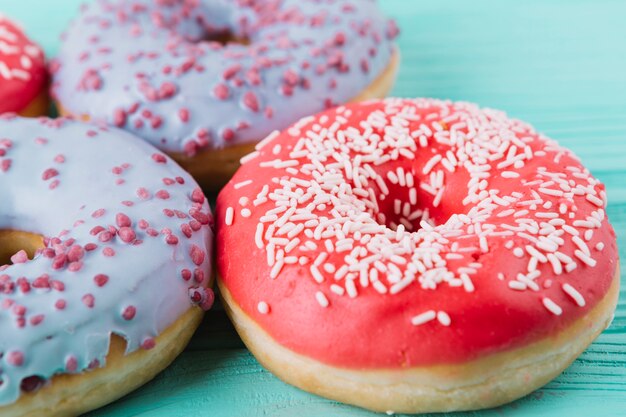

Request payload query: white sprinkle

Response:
[255,130,280,150]
[255,224,264,249]
[241,208,251,218]
[310,265,325,283]
[225,207,234,226]
[501,171,520,178]
[257,301,270,314]
[240,151,260,164]
[234,179,253,189]
[574,250,597,267]
[562,283,586,307]
[542,297,563,315]
[411,310,436,326]
[437,311,451,326]
[422,154,442,175]
[508,281,526,291]
[315,291,329,308]
[586,193,604,207]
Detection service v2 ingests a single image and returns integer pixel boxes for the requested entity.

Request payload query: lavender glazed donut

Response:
[51,0,399,189]
[0,116,214,416]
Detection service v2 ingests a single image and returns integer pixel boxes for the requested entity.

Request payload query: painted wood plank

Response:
[0,0,624,416]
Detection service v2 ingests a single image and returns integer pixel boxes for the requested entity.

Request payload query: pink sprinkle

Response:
[1,159,11,172]
[178,108,190,122]
[10,250,28,264]
[222,64,241,80]
[55,299,67,310]
[136,187,151,200]
[194,268,205,283]
[156,190,170,200]
[99,231,113,243]
[113,108,127,127]
[7,351,24,367]
[30,314,44,326]
[181,223,193,238]
[66,356,78,372]
[67,245,85,262]
[283,69,299,86]
[92,208,106,218]
[54,154,66,163]
[84,243,98,251]
[116,213,132,227]
[52,254,67,270]
[68,261,83,272]
[159,82,177,99]
[122,305,137,321]
[152,153,167,164]
[166,234,179,245]
[141,337,156,350]
[102,247,115,257]
[189,287,214,311]
[181,269,192,281]
[118,227,136,243]
[190,245,205,265]
[213,83,230,100]
[42,168,59,180]
[82,294,95,308]
[51,280,65,291]
[242,91,260,112]
[94,274,109,287]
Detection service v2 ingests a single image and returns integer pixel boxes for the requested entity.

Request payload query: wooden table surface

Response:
[1,1,625,416]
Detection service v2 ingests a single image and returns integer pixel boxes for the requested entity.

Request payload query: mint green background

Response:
[1,1,625,416]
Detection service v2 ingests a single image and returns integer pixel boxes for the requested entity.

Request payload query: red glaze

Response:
[0,16,47,114]
[217,98,618,368]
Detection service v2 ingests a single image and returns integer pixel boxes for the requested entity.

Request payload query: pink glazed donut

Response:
[0,116,213,415]
[216,98,619,413]
[0,15,48,116]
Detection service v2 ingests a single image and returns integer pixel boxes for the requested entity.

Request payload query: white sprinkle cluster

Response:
[0,18,41,81]
[233,99,608,323]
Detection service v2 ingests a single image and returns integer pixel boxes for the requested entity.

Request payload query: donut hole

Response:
[369,181,438,233]
[20,375,45,393]
[0,230,45,267]
[196,30,250,46]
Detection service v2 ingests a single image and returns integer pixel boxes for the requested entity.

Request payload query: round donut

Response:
[0,15,48,117]
[216,98,619,413]
[51,0,399,189]
[0,116,214,416]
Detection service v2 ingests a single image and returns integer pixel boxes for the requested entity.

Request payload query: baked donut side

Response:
[1,306,204,417]
[0,16,48,116]
[216,98,620,412]
[219,269,618,413]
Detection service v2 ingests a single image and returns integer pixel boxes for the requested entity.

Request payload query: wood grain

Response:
[0,0,624,415]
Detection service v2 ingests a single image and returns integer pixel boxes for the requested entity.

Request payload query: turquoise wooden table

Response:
[1,1,625,416]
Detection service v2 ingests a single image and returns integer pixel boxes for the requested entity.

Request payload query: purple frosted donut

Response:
[0,115,213,415]
[51,0,399,188]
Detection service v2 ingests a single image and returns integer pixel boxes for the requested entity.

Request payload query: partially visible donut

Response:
[52,0,399,189]
[0,16,48,116]
[0,116,213,416]
[216,98,619,413]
